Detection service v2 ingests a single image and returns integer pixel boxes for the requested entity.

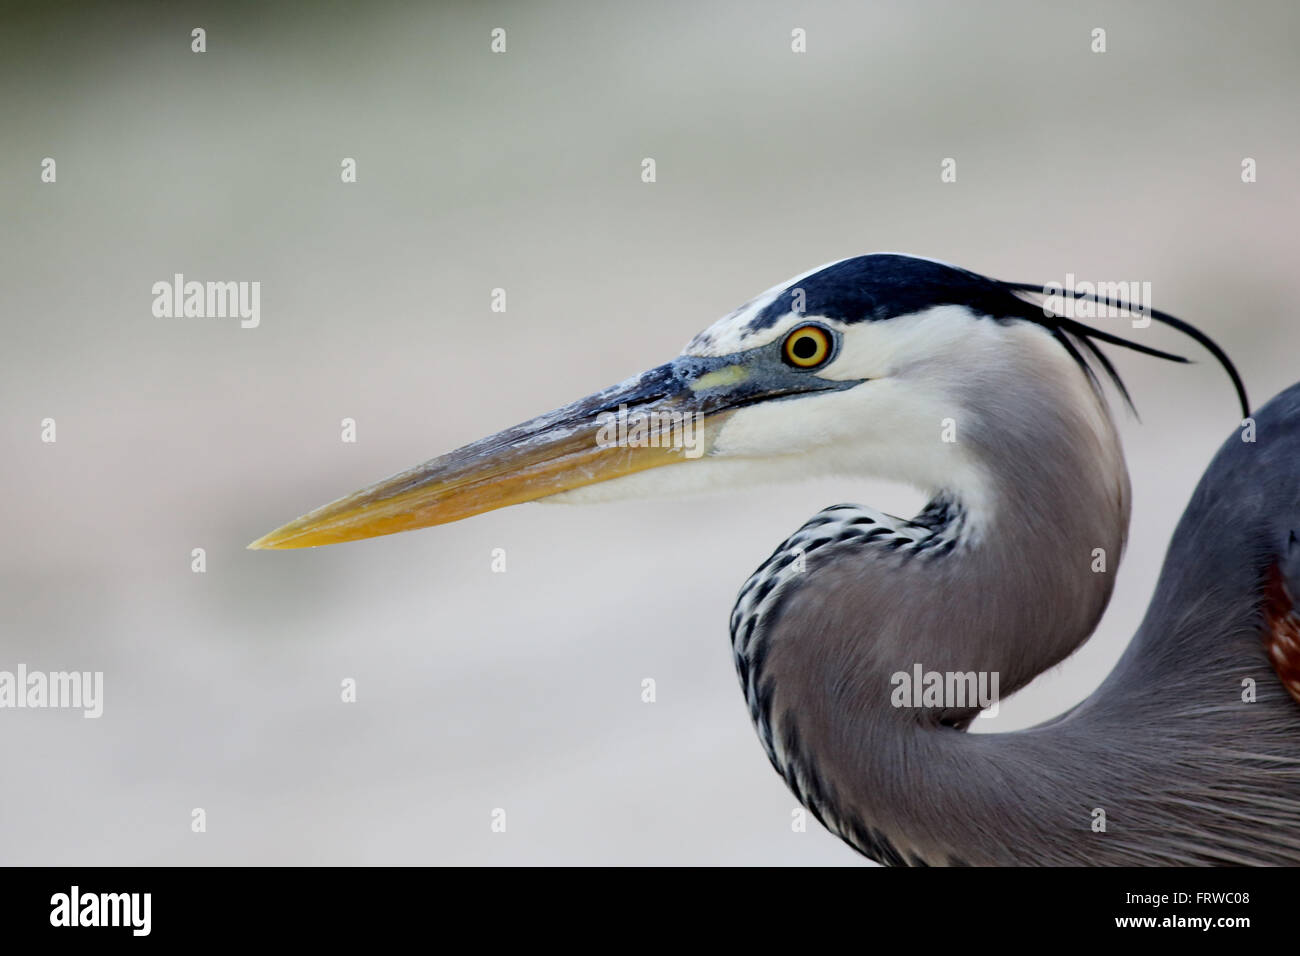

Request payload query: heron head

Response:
[249,254,1241,549]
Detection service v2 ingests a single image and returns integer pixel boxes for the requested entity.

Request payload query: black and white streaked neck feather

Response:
[730,503,968,735]
[730,496,973,865]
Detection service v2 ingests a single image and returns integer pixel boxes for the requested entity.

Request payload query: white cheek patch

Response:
[707,366,998,533]
[812,305,983,382]
[711,390,847,458]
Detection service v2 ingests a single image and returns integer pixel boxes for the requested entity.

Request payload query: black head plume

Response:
[995,279,1250,419]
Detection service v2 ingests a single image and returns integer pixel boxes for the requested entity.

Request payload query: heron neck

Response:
[735,373,1132,864]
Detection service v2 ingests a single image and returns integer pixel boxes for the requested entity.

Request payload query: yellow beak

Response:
[248,361,734,550]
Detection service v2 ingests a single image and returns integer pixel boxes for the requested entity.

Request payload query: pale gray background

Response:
[2,0,1297,865]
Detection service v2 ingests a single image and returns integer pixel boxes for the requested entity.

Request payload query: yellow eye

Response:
[782,324,833,369]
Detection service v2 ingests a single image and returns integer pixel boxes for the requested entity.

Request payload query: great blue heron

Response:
[251,254,1300,865]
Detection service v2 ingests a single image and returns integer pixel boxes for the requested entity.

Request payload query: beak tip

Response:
[247,529,289,550]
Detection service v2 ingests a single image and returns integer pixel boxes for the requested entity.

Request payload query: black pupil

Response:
[792,334,820,360]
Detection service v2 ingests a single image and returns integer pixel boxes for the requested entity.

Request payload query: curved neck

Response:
[733,363,1132,864]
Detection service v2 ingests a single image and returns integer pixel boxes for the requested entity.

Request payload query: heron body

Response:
[252,254,1300,865]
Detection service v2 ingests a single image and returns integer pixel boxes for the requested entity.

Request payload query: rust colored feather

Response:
[1264,563,1300,705]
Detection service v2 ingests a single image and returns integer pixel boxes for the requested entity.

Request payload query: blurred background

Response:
[1,0,1297,865]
